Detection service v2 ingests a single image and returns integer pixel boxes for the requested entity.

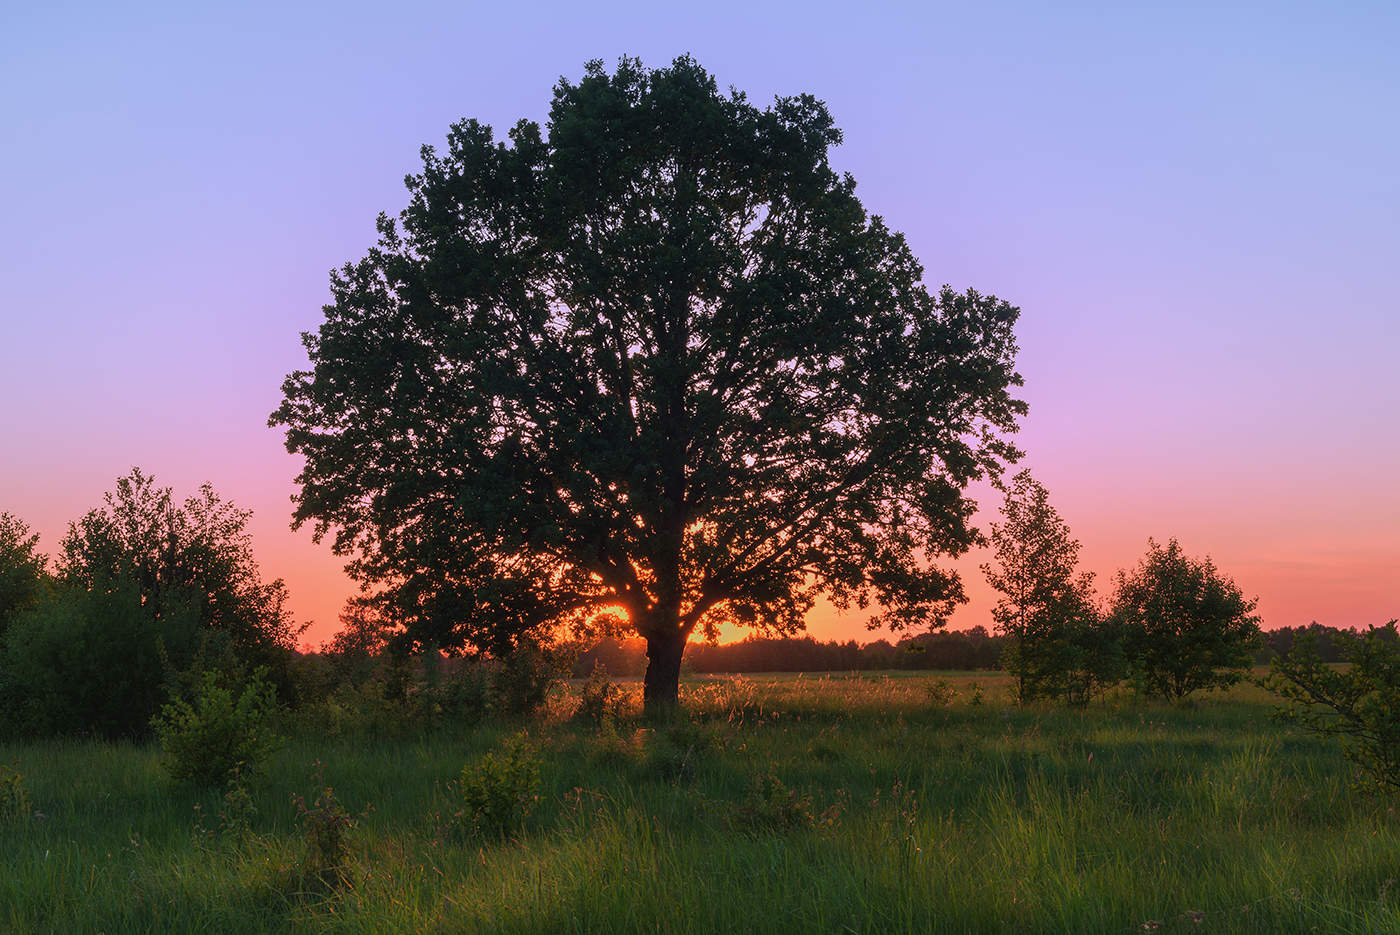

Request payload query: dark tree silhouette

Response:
[0,512,48,638]
[1266,620,1400,791]
[982,471,1117,704]
[1111,538,1261,700]
[1,469,300,737]
[59,468,300,665]
[271,57,1026,711]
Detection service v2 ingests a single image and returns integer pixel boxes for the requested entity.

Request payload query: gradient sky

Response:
[3,1,1396,647]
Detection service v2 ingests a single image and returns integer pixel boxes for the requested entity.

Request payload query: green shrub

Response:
[0,512,47,641]
[453,734,541,839]
[153,669,283,787]
[967,681,986,706]
[734,773,814,832]
[215,767,257,839]
[491,641,565,717]
[589,721,645,770]
[575,661,620,725]
[2,579,203,738]
[644,721,722,783]
[58,469,302,698]
[923,678,956,707]
[0,765,30,822]
[1266,621,1400,792]
[982,471,1122,705]
[294,765,355,890]
[424,656,492,725]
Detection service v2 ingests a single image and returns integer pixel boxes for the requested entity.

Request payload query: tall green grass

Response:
[2,672,1396,933]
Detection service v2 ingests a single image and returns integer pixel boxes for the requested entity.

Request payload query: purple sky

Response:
[3,1,1396,646]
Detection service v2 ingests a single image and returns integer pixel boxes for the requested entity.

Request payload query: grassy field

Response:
[2,670,1397,933]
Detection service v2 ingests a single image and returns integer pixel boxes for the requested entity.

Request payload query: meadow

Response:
[2,671,1397,934]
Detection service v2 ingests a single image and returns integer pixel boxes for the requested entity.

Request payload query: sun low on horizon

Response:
[3,1,1396,651]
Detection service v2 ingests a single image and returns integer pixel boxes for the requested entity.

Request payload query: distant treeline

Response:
[567,622,1381,677]
[1259,622,1396,664]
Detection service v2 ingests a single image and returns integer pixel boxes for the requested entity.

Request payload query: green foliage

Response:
[152,669,283,787]
[0,764,30,822]
[0,472,304,740]
[294,764,355,890]
[58,468,301,692]
[453,733,541,840]
[734,772,814,832]
[923,677,956,706]
[645,721,724,783]
[490,640,565,718]
[1111,538,1261,700]
[982,471,1120,704]
[0,512,48,639]
[588,720,646,770]
[425,656,493,724]
[575,661,621,725]
[211,764,258,839]
[1266,621,1400,792]
[319,599,393,689]
[270,55,1025,709]
[307,641,564,738]
[1,578,203,738]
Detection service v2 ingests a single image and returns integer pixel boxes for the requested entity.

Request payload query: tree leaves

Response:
[270,56,1026,669]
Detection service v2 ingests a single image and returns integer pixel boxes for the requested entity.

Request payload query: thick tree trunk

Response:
[643,628,686,716]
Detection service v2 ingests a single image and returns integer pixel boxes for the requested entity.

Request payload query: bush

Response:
[423,655,492,725]
[644,721,723,783]
[1266,621,1400,792]
[0,513,47,640]
[923,678,956,707]
[59,470,302,699]
[575,661,620,725]
[1007,615,1127,706]
[0,765,30,822]
[1111,538,1260,700]
[153,669,283,787]
[589,721,645,770]
[217,766,258,839]
[1,579,203,738]
[491,640,565,717]
[453,734,541,840]
[294,765,355,890]
[734,773,814,832]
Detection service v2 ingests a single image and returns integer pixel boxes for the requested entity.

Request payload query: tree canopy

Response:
[1111,538,1260,700]
[59,468,301,680]
[271,56,1026,708]
[0,512,47,638]
[981,471,1115,704]
[0,469,300,737]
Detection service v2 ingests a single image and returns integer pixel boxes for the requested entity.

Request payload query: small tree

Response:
[0,513,48,638]
[321,598,394,688]
[2,577,203,737]
[1111,538,1260,700]
[1266,621,1400,792]
[2,470,303,737]
[153,668,283,787]
[59,468,302,686]
[981,471,1114,704]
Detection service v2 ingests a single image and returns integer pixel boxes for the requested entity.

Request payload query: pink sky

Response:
[3,2,1396,647]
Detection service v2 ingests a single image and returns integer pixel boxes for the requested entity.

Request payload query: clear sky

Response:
[3,0,1396,647]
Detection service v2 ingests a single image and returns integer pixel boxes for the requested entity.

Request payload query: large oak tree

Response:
[271,57,1026,710]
